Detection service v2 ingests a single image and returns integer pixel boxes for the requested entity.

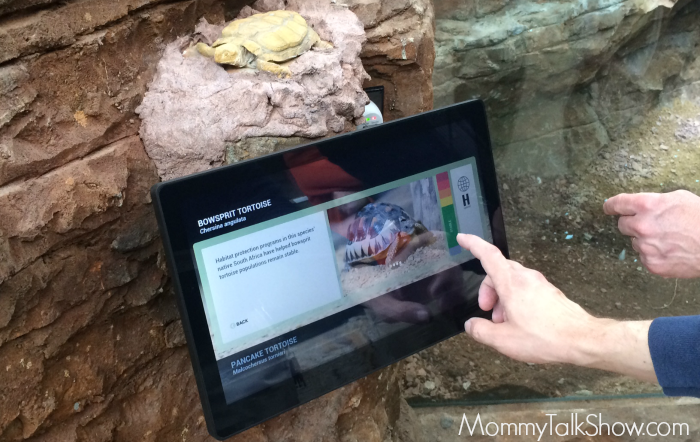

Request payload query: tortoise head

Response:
[214,42,252,67]
[396,209,418,234]
[411,220,429,235]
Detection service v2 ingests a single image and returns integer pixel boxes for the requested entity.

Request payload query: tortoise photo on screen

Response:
[344,203,435,270]
[196,10,332,77]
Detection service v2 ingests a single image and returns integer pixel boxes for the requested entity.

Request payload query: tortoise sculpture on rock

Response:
[344,202,435,270]
[196,10,332,77]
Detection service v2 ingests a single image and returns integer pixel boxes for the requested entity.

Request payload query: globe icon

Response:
[457,176,470,192]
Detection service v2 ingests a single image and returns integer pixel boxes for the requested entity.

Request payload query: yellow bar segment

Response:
[440,196,453,207]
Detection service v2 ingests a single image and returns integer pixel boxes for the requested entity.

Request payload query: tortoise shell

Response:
[214,10,315,62]
[344,202,424,266]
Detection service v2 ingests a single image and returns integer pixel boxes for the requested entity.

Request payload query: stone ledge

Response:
[0,0,60,18]
[0,136,151,283]
[0,1,222,187]
[0,0,165,64]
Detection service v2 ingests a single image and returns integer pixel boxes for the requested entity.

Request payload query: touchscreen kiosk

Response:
[152,99,508,439]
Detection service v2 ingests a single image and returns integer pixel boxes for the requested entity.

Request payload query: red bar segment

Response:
[439,188,451,199]
[436,172,451,190]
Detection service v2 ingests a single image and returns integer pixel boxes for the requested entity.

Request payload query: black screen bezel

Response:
[151,99,508,440]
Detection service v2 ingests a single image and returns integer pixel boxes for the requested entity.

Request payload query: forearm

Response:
[566,318,657,383]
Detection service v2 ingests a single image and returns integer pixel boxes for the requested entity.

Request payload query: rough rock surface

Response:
[137,1,369,180]
[226,135,310,163]
[433,0,700,176]
[0,0,406,441]
[348,0,436,120]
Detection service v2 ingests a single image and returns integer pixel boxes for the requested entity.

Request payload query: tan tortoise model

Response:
[196,10,332,78]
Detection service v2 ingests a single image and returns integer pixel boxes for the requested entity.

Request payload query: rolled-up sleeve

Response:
[648,316,700,397]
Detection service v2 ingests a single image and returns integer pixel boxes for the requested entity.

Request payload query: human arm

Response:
[602,190,700,394]
[648,316,700,396]
[603,190,700,278]
[457,234,658,383]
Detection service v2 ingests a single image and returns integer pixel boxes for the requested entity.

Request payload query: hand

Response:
[457,234,597,364]
[604,190,700,278]
[457,234,656,382]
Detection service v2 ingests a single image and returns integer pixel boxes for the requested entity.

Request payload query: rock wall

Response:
[0,1,410,441]
[350,0,436,120]
[433,0,700,176]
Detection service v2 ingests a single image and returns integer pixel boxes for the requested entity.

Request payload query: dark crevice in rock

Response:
[364,4,414,30]
[223,0,256,21]
[0,0,60,22]
[0,132,134,194]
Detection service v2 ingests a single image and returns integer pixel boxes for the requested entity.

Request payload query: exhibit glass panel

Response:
[403,0,700,403]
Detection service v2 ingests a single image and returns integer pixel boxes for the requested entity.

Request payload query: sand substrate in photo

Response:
[340,231,460,300]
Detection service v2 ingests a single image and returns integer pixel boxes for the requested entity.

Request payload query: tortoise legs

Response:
[256,59,292,78]
[385,236,400,267]
[195,43,216,58]
[313,40,333,50]
[385,231,436,269]
[386,232,412,268]
[309,28,333,50]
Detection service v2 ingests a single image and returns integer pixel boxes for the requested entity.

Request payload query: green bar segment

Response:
[441,205,459,249]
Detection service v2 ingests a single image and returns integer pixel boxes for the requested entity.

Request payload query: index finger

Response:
[456,234,510,278]
[603,194,641,216]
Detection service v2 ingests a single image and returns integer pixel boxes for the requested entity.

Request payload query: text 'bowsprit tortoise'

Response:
[196,10,332,77]
[344,202,434,269]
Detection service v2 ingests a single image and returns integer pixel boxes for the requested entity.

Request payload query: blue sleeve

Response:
[648,316,700,397]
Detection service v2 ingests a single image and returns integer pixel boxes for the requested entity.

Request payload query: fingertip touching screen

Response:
[151,99,508,440]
